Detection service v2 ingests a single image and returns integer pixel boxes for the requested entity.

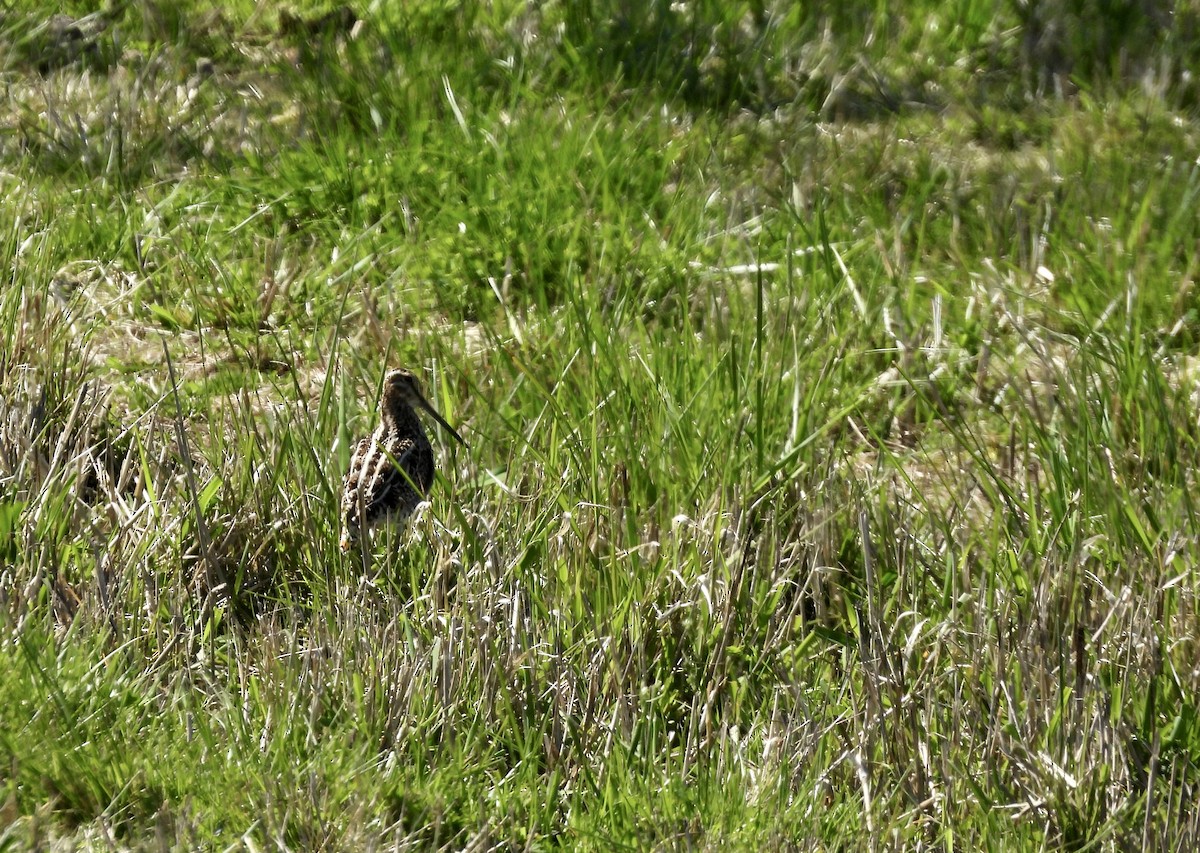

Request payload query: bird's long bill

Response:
[417,396,467,447]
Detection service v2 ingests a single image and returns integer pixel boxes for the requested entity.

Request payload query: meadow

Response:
[2,0,1200,848]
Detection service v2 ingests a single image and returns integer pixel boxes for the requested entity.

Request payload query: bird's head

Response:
[382,369,424,407]
[382,369,467,447]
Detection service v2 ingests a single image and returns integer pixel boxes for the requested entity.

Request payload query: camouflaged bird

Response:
[340,369,465,551]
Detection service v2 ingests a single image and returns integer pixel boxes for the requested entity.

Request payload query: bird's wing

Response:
[341,437,376,523]
[341,435,430,534]
[363,438,422,507]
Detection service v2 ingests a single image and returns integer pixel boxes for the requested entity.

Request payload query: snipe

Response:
[340,369,465,551]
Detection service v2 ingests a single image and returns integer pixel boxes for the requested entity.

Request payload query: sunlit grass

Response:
[3,0,1200,849]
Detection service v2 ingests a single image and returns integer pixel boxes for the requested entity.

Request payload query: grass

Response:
[2,0,1200,848]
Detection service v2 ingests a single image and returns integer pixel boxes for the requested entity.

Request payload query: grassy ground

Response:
[3,0,1200,848]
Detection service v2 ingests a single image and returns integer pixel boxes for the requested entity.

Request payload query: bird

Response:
[340,369,465,551]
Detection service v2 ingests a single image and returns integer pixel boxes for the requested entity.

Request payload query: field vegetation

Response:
[3,0,1200,848]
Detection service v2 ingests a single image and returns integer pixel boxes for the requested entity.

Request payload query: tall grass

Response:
[2,0,1200,848]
